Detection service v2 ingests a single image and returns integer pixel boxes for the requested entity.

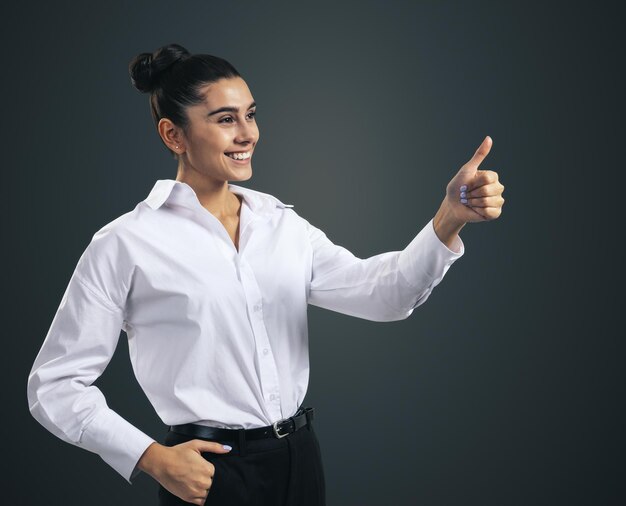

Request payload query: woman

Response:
[27,43,505,505]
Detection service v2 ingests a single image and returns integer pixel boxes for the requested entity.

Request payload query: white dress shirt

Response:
[27,179,464,484]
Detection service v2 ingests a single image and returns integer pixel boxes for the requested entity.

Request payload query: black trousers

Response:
[157,418,326,506]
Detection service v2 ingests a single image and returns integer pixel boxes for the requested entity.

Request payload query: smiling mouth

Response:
[225,151,252,161]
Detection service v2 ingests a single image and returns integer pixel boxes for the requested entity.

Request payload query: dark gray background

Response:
[5,1,624,505]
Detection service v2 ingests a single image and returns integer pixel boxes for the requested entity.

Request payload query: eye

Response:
[218,116,234,124]
[247,110,257,120]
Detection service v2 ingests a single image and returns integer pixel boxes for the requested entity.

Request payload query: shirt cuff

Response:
[77,408,157,484]
[397,217,464,287]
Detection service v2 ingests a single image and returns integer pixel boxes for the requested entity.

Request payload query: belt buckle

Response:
[272,419,290,439]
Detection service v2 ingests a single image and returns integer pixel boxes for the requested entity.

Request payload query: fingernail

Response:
[460,191,466,198]
[223,445,232,451]
[460,185,467,191]
[461,198,468,204]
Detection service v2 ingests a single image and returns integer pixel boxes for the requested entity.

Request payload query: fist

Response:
[155,439,232,505]
[445,136,505,224]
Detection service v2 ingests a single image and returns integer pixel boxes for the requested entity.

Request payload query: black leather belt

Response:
[169,406,315,441]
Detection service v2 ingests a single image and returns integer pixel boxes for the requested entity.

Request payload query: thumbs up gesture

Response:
[432,136,505,249]
[445,135,505,224]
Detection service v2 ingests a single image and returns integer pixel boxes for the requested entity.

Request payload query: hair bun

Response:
[129,43,191,93]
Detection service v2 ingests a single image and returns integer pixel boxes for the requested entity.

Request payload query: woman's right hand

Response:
[137,440,232,505]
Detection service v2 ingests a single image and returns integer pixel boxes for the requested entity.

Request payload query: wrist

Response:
[137,441,167,478]
[433,200,466,248]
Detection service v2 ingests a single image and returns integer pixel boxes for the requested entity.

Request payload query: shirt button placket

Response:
[238,259,282,419]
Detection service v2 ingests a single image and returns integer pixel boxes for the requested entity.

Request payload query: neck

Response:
[175,166,240,219]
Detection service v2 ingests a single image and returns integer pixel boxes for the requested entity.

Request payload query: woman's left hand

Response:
[444,135,505,224]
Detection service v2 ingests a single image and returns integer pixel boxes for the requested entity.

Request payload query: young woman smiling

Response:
[27,43,505,506]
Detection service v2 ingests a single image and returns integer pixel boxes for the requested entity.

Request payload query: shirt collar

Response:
[143,179,293,216]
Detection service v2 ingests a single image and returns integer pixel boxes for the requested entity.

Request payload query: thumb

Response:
[189,439,233,454]
[464,135,493,173]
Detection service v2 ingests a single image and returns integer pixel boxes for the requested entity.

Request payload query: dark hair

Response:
[128,43,241,157]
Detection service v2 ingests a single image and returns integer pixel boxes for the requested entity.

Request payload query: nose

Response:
[235,118,257,145]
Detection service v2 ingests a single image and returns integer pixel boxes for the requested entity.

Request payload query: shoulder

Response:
[80,212,133,267]
[88,199,155,249]
[73,206,144,302]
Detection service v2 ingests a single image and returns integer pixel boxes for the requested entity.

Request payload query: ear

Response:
[158,118,185,153]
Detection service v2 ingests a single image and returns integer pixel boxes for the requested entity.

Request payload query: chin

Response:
[230,167,253,182]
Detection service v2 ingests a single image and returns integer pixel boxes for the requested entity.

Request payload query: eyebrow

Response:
[207,101,257,117]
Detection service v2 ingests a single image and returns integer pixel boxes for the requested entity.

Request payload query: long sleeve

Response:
[27,227,156,484]
[306,217,464,321]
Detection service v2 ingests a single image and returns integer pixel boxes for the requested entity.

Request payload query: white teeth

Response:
[226,151,251,160]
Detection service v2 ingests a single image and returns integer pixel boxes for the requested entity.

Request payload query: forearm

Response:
[433,200,466,250]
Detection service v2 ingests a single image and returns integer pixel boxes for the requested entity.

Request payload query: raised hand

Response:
[431,136,505,249]
[444,135,505,224]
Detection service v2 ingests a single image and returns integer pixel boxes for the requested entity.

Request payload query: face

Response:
[176,76,259,183]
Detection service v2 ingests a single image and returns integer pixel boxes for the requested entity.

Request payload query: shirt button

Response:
[263,348,269,355]
[253,304,262,312]
[270,394,276,401]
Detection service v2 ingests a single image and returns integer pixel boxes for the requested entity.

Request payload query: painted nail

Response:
[460,191,466,198]
[461,198,468,204]
[460,185,467,191]
[223,445,232,451]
